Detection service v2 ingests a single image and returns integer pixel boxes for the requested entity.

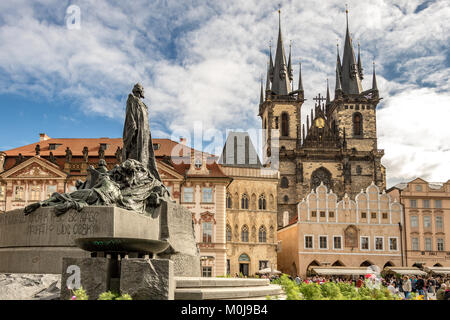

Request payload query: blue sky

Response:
[0,0,449,187]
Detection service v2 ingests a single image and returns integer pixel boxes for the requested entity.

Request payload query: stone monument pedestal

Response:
[0,204,200,278]
[60,257,174,300]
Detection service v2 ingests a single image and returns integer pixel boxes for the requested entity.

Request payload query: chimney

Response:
[40,133,50,142]
[179,137,187,145]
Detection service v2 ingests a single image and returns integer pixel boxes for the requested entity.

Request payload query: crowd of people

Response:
[282,274,450,300]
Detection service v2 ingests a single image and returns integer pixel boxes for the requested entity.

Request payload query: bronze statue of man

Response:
[122,83,161,181]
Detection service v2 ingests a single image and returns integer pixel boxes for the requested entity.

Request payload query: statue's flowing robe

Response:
[122,94,161,181]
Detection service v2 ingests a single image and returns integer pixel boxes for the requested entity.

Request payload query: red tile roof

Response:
[2,137,227,178]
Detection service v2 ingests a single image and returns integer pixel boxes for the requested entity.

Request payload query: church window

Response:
[353,113,363,136]
[241,194,249,209]
[241,225,249,242]
[362,105,365,110]
[356,165,362,175]
[345,105,349,109]
[355,105,360,110]
[258,195,266,210]
[350,105,354,109]
[259,226,267,243]
[281,177,289,188]
[275,117,279,129]
[281,113,289,136]
[283,195,289,203]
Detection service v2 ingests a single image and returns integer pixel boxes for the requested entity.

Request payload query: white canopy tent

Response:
[424,267,450,275]
[383,267,427,276]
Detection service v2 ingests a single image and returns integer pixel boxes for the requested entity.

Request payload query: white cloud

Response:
[0,0,449,185]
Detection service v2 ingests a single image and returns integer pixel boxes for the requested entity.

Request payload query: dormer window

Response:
[195,158,202,169]
[153,143,161,150]
[49,144,62,150]
[100,143,108,150]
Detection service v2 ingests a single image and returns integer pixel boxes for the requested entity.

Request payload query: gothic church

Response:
[259,11,386,227]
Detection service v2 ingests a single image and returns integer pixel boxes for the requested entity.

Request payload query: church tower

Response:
[259,11,305,226]
[259,9,386,227]
[326,8,385,197]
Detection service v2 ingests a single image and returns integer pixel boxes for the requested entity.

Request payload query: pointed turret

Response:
[269,43,274,82]
[298,62,304,92]
[260,77,264,105]
[357,42,364,80]
[372,61,378,91]
[271,10,292,96]
[326,79,331,104]
[265,60,271,93]
[288,41,293,81]
[341,7,363,94]
[335,44,343,95]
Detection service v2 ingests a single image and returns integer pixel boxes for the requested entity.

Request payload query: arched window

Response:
[284,195,289,203]
[281,112,289,136]
[241,225,249,242]
[353,112,363,136]
[226,224,232,242]
[226,193,232,209]
[258,194,266,210]
[241,194,249,209]
[259,226,267,243]
[281,177,289,188]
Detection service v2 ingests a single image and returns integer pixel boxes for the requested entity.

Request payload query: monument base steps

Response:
[174,277,284,300]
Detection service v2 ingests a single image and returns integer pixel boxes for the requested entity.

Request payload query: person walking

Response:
[402,275,412,300]
[416,275,425,297]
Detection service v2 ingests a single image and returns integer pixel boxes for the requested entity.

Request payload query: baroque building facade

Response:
[259,12,386,227]
[388,178,450,268]
[277,182,404,277]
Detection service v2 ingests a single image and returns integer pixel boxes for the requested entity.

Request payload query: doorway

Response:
[239,263,249,276]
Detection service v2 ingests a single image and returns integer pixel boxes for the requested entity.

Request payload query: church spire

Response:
[260,77,264,105]
[288,41,293,81]
[271,10,292,96]
[265,60,271,93]
[372,61,378,91]
[357,42,364,80]
[341,6,363,94]
[298,62,303,92]
[335,44,343,96]
[326,79,331,104]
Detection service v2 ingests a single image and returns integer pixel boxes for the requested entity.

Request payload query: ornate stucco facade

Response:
[388,178,450,268]
[277,182,404,277]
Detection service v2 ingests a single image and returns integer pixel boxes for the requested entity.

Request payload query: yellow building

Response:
[220,132,279,276]
[278,182,404,277]
[388,178,450,268]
